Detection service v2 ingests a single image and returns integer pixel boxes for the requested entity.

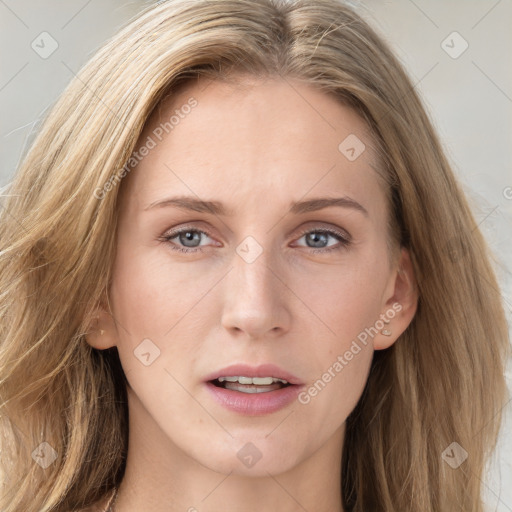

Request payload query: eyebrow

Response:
[144,195,368,217]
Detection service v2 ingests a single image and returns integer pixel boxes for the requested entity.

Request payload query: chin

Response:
[186,435,303,477]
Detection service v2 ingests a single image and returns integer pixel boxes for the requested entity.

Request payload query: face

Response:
[91,75,416,477]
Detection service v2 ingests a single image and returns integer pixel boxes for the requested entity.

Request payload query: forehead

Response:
[120,76,386,219]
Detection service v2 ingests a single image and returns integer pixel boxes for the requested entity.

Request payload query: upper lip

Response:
[204,363,303,385]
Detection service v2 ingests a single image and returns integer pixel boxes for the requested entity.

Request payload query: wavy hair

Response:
[0,0,509,510]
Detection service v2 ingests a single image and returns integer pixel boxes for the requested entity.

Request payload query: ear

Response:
[84,296,119,350]
[374,247,418,350]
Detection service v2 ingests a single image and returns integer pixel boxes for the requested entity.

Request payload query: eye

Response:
[159,227,215,254]
[159,225,351,254]
[294,227,351,253]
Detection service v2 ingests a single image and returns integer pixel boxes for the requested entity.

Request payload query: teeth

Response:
[217,376,288,385]
[219,376,239,383]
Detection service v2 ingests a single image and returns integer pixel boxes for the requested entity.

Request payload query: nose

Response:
[220,245,291,340]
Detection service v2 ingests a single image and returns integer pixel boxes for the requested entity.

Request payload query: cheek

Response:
[108,249,203,423]
[297,342,373,433]
[288,250,389,434]
[297,253,390,345]
[108,241,223,384]
[296,281,378,426]
[110,240,202,336]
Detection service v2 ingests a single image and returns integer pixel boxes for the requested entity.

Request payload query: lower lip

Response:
[205,382,303,415]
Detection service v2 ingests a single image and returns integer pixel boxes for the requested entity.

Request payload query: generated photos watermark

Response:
[93,96,198,200]
[298,302,402,405]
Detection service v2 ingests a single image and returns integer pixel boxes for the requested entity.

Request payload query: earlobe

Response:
[84,303,118,350]
[374,247,418,350]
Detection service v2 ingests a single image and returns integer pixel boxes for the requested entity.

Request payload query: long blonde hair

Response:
[0,1,509,510]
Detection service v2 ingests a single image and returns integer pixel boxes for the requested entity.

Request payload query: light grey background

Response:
[1,0,511,509]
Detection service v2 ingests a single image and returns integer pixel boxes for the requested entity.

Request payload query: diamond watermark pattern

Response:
[444,236,468,264]
[236,236,263,264]
[31,31,59,59]
[441,31,468,59]
[31,442,58,469]
[237,442,263,468]
[338,134,366,161]
[134,338,161,366]
[441,441,468,469]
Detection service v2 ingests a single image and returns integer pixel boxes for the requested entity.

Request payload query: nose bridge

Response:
[220,235,289,336]
[234,238,280,309]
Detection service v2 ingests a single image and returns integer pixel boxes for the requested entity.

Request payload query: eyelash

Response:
[159,226,351,254]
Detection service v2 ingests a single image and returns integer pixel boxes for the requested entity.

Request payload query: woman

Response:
[0,0,509,511]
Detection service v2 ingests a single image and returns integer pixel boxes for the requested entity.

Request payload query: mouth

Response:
[204,364,303,415]
[209,376,291,394]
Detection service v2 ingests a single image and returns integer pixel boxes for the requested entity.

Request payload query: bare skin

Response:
[86,75,417,512]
